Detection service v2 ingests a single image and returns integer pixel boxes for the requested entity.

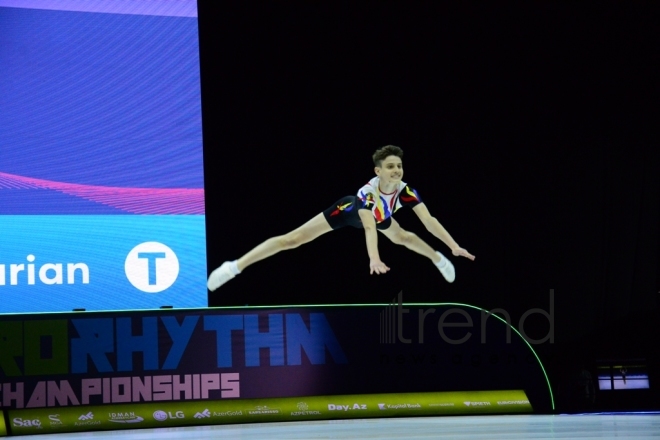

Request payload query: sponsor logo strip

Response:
[5,391,532,434]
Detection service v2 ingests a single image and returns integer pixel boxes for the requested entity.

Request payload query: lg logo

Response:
[125,242,179,293]
[153,410,185,421]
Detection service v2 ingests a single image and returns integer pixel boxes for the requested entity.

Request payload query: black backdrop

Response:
[198,1,659,412]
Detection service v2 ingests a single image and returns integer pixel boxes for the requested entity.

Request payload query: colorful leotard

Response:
[322,177,422,230]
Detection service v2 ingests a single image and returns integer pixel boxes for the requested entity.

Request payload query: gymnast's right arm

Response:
[358,209,390,274]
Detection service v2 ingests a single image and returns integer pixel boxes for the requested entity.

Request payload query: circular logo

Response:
[297,402,309,411]
[125,242,179,293]
[153,410,168,421]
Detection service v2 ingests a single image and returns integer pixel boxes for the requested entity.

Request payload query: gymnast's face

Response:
[375,155,403,186]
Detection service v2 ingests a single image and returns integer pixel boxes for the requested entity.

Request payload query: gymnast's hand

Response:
[369,258,390,275]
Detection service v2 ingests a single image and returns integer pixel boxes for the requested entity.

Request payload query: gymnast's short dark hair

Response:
[372,145,403,167]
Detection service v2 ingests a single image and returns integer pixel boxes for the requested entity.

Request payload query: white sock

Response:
[228,260,241,275]
[435,252,448,268]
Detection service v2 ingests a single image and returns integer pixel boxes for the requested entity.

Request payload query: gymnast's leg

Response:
[207,213,333,291]
[378,218,456,282]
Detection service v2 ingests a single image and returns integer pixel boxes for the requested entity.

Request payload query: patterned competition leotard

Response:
[322,177,423,230]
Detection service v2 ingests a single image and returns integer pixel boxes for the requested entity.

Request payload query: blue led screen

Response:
[0,1,206,312]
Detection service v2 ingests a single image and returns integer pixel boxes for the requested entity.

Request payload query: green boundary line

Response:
[440,302,555,411]
[208,302,555,411]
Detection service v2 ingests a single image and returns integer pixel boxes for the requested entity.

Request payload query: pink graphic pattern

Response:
[0,172,204,214]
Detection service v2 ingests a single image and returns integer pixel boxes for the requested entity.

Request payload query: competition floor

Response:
[18,413,660,439]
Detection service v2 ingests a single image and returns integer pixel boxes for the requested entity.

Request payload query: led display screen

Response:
[597,360,650,391]
[0,0,206,312]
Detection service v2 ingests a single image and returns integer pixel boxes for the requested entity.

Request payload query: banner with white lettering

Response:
[0,305,553,419]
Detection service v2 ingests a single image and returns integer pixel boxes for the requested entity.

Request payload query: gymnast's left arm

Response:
[412,203,475,260]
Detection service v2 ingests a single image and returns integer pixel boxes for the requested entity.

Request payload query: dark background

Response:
[198,1,659,412]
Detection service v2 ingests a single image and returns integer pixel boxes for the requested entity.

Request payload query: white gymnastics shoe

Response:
[435,251,455,283]
[207,261,236,291]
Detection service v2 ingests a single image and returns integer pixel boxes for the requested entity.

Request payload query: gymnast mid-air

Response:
[208,145,475,291]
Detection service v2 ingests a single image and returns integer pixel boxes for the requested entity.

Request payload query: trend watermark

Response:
[380,290,554,345]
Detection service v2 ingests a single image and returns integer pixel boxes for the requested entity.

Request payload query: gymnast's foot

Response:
[207,261,240,291]
[435,251,455,283]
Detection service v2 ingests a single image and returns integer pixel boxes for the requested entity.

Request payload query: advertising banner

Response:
[0,305,552,417]
[6,390,531,435]
[0,411,5,436]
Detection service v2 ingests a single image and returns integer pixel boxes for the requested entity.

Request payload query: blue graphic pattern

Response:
[0,7,202,188]
[0,6,206,312]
